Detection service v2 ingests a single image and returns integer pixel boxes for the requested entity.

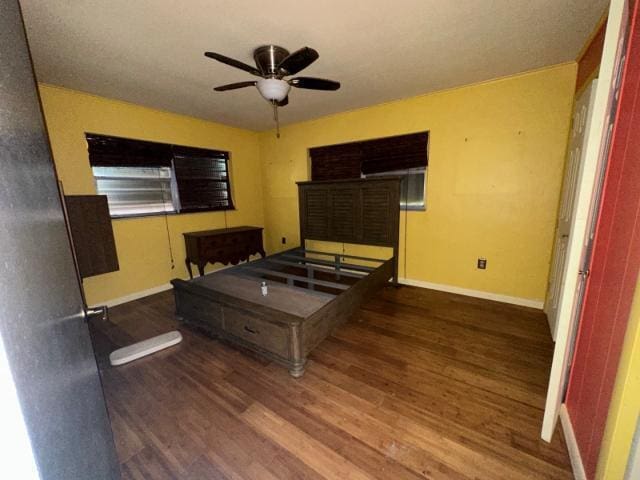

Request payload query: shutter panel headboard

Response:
[297,177,401,281]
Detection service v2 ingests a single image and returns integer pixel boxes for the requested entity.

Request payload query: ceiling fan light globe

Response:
[256,78,290,102]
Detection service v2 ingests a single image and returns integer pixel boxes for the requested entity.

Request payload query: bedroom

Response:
[1,0,640,479]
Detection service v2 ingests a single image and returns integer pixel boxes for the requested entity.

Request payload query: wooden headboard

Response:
[297,177,401,280]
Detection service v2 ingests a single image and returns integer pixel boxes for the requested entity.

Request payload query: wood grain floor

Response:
[90,286,573,479]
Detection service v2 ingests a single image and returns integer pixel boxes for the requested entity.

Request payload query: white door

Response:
[541,0,630,442]
[544,81,598,341]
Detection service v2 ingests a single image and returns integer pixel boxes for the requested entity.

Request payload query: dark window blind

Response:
[173,147,233,212]
[360,132,429,174]
[309,143,363,181]
[86,133,172,167]
[310,132,429,180]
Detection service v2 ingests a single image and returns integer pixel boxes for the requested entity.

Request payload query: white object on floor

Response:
[109,331,182,366]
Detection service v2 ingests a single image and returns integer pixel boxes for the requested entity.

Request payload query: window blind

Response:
[360,132,429,174]
[309,143,363,181]
[86,133,173,167]
[309,132,429,180]
[93,166,175,217]
[172,146,233,212]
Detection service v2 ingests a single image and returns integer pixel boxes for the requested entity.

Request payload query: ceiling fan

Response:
[204,45,341,137]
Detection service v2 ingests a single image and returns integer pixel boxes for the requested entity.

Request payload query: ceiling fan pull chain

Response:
[272,102,280,138]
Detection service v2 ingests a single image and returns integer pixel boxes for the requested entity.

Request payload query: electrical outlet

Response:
[477,258,487,269]
[281,237,286,245]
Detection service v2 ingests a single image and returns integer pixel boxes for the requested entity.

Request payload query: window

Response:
[86,133,233,218]
[93,166,175,217]
[364,167,427,211]
[309,132,429,210]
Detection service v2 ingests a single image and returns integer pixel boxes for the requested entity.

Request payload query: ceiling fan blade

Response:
[204,51,263,77]
[213,81,257,91]
[277,96,289,107]
[277,47,319,75]
[289,77,340,91]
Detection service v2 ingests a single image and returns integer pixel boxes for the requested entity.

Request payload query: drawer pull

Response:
[244,325,259,335]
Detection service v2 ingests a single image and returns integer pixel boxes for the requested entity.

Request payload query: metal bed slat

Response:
[227,269,337,299]
[264,258,366,279]
[279,254,375,272]
[239,266,350,290]
[293,248,387,263]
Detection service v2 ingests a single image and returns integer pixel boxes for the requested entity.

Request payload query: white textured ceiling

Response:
[20,0,607,131]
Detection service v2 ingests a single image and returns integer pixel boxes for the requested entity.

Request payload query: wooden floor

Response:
[90,286,573,479]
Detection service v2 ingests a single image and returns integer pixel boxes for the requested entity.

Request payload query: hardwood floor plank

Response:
[242,402,375,480]
[306,359,571,472]
[312,338,547,409]
[91,286,573,479]
[184,455,230,480]
[257,362,568,480]
[226,369,425,480]
[232,363,472,480]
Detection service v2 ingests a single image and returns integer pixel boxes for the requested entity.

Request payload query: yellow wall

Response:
[258,63,577,302]
[40,63,577,305]
[38,84,263,305]
[597,275,640,479]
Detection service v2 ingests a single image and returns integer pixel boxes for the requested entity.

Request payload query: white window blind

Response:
[92,166,175,217]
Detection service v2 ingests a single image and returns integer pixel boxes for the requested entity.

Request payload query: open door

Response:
[544,81,598,341]
[0,1,120,478]
[541,0,630,442]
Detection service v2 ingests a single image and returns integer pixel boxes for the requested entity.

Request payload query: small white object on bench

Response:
[109,331,182,366]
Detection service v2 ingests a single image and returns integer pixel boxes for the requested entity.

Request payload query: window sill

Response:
[402,206,426,212]
[110,207,235,220]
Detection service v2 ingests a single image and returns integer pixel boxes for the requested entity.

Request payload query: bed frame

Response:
[171,177,400,377]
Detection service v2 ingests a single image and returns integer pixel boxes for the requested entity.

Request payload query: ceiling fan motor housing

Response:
[253,45,289,76]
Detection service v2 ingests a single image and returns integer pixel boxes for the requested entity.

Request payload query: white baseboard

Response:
[94,262,245,308]
[560,404,586,480]
[398,277,544,309]
[98,273,543,311]
[100,283,174,308]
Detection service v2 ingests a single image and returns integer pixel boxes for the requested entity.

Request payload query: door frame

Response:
[541,0,630,442]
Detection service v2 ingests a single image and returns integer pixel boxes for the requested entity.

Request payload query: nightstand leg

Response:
[185,259,193,279]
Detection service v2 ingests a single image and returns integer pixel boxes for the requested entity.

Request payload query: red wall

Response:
[576,21,607,93]
[565,3,640,478]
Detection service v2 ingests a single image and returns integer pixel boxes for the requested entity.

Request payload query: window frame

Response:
[86,133,235,219]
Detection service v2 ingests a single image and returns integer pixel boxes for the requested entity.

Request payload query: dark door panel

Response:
[0,1,120,479]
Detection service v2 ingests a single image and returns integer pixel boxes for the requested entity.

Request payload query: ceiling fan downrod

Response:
[272,101,280,139]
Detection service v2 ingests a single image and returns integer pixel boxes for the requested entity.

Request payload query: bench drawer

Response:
[223,307,289,358]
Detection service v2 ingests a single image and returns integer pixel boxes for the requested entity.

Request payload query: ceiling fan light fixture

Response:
[256,78,290,102]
